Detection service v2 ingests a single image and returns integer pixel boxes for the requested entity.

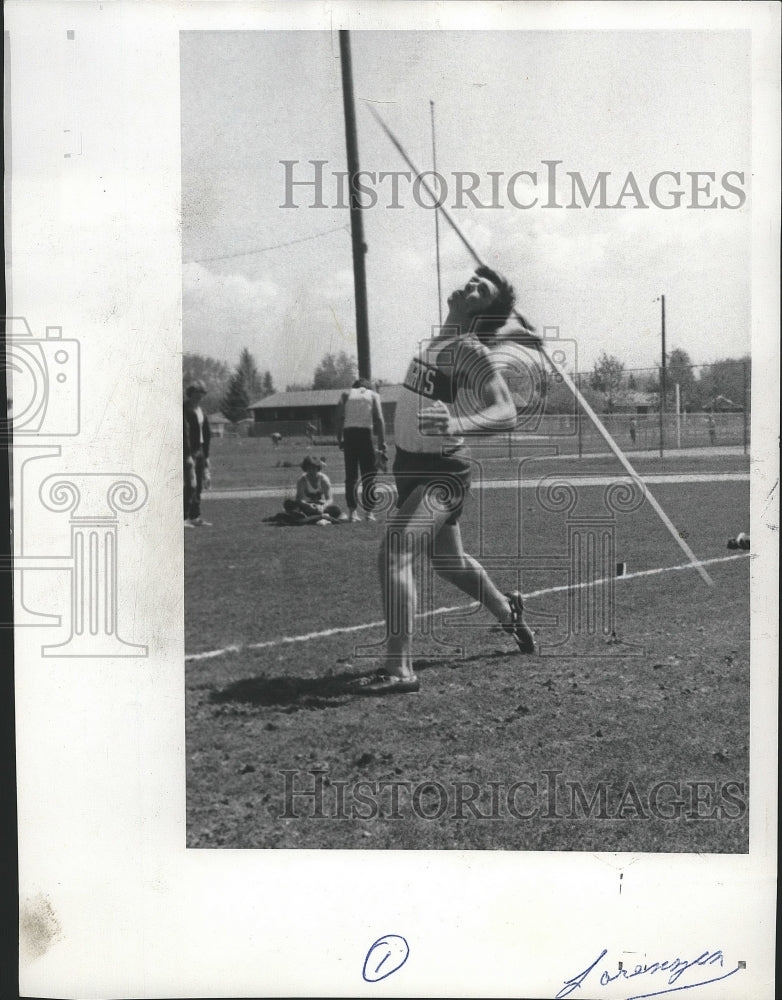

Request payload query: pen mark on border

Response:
[362,934,410,983]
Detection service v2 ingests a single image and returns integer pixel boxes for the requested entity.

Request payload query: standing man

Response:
[356,266,536,695]
[707,412,716,445]
[336,378,387,522]
[629,416,637,445]
[183,380,212,527]
[184,413,197,529]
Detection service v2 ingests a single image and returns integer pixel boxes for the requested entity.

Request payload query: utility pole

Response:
[659,294,667,458]
[339,30,371,381]
[430,100,443,328]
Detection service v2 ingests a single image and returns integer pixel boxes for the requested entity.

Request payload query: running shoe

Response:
[502,591,535,653]
[353,672,420,695]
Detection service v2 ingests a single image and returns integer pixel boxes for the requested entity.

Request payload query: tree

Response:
[697,356,750,411]
[588,351,626,413]
[182,352,231,413]
[237,348,263,403]
[665,348,697,410]
[335,352,358,386]
[262,370,275,397]
[543,373,602,415]
[221,372,250,424]
[220,348,263,423]
[312,351,357,390]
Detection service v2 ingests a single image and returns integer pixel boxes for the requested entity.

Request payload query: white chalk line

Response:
[207,471,748,501]
[185,552,750,664]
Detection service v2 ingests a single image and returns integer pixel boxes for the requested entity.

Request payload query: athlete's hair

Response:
[301,455,322,472]
[471,265,516,343]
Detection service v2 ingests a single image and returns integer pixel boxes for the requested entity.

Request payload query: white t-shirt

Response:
[342,386,379,430]
[194,406,205,447]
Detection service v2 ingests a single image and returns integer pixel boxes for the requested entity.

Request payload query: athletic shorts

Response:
[393,446,472,525]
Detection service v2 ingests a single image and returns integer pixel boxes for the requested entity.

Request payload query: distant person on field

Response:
[629,416,637,445]
[336,378,387,522]
[283,455,342,521]
[271,431,282,449]
[183,380,212,527]
[305,422,317,445]
[707,413,716,445]
[183,414,197,529]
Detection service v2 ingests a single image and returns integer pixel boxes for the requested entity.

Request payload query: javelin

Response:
[366,103,713,586]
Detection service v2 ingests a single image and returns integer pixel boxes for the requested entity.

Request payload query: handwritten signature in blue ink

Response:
[556,947,742,999]
[362,934,410,983]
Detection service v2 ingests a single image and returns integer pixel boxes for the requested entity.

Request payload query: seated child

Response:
[272,455,342,525]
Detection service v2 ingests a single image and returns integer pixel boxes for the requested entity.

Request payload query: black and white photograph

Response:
[182,29,755,854]
[8,2,779,998]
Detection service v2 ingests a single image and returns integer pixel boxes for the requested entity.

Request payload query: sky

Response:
[180,29,751,390]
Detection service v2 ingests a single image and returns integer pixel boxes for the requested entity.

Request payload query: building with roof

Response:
[247,385,405,438]
[208,412,255,437]
[207,412,230,438]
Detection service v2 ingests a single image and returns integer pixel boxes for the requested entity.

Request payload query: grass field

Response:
[205,435,750,492]
[186,439,750,852]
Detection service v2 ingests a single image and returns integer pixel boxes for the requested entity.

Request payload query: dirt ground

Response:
[186,465,750,852]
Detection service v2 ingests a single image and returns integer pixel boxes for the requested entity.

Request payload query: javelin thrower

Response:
[355,265,536,695]
[366,104,714,589]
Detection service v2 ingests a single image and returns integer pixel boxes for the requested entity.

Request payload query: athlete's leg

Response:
[431,524,514,623]
[188,454,205,520]
[343,429,360,514]
[184,465,192,520]
[377,485,453,679]
[357,429,379,513]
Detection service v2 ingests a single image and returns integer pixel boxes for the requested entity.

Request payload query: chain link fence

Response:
[532,359,751,456]
[233,359,750,456]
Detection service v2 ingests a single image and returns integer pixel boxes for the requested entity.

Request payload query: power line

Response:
[184,223,350,264]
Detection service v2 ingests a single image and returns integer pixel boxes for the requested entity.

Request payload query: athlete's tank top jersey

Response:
[342,386,378,430]
[394,334,498,453]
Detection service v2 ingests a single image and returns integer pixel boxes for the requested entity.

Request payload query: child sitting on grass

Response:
[268,455,343,525]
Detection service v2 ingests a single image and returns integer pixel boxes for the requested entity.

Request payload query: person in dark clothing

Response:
[183,380,212,526]
[335,379,387,522]
[184,413,197,529]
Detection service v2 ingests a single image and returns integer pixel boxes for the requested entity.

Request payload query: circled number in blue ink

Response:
[362,934,410,983]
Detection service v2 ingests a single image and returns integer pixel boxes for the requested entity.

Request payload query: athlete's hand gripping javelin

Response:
[419,376,518,438]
